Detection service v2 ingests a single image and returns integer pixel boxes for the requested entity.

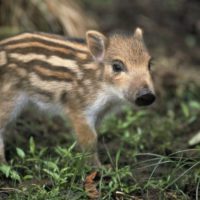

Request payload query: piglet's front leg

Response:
[68,110,101,167]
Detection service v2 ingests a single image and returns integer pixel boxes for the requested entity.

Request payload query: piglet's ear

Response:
[86,30,107,62]
[133,27,143,39]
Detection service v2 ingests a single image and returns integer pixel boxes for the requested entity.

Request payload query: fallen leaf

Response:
[84,171,100,199]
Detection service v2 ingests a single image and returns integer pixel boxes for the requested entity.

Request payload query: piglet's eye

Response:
[112,60,125,73]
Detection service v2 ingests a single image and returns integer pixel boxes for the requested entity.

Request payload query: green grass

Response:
[0,81,200,200]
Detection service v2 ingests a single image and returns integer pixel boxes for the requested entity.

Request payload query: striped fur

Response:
[0,29,155,166]
[0,32,96,103]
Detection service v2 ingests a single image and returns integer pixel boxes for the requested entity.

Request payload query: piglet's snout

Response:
[135,88,156,106]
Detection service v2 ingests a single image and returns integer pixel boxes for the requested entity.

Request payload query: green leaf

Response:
[189,101,200,110]
[0,165,21,181]
[10,170,21,181]
[0,164,11,177]
[181,103,189,117]
[43,169,60,180]
[43,161,59,172]
[68,142,76,152]
[16,147,25,159]
[29,137,35,154]
[23,175,33,180]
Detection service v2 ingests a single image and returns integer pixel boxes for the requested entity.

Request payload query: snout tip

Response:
[135,90,156,106]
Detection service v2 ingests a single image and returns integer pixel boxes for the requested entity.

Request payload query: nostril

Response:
[135,91,156,106]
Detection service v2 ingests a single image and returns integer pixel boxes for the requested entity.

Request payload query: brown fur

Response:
[0,28,155,166]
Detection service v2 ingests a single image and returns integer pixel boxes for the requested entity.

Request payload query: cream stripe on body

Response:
[6,42,76,54]
[9,52,81,73]
[29,73,72,99]
[6,42,89,60]
[0,33,88,52]
[0,51,7,66]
